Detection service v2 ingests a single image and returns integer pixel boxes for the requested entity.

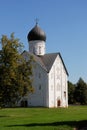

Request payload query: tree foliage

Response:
[75,78,87,105]
[0,33,33,107]
[68,81,75,104]
[68,78,87,105]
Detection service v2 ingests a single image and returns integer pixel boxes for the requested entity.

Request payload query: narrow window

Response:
[64,91,66,99]
[39,46,41,54]
[39,85,41,90]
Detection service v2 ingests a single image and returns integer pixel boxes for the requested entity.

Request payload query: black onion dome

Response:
[27,24,46,42]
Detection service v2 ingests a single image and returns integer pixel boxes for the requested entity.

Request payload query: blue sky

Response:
[0,0,87,83]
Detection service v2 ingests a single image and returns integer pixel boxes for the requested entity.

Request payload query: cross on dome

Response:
[35,18,39,25]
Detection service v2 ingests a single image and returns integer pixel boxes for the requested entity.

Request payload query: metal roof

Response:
[27,24,46,42]
[22,51,69,76]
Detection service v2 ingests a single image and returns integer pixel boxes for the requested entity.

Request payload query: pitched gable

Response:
[39,53,58,73]
[22,51,68,76]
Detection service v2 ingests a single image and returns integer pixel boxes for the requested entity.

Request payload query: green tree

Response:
[0,33,33,107]
[75,78,87,105]
[68,81,76,104]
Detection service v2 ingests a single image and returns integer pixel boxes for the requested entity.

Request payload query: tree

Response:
[68,81,76,104]
[75,78,87,105]
[0,33,33,107]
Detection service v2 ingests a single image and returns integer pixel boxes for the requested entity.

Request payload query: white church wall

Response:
[60,59,68,107]
[48,67,55,107]
[48,55,61,107]
[27,62,48,107]
[48,55,68,108]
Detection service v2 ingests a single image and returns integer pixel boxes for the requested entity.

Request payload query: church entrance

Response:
[57,100,61,107]
[21,100,28,107]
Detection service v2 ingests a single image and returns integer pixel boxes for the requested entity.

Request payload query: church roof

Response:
[22,51,68,76]
[39,53,58,72]
[27,24,46,42]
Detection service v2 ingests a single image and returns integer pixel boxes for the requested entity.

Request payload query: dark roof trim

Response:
[58,52,69,76]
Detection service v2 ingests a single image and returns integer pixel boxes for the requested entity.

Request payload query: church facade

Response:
[19,24,68,108]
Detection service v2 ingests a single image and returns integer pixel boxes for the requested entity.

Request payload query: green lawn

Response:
[0,106,87,130]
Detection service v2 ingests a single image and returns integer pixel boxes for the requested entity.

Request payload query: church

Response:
[19,23,69,108]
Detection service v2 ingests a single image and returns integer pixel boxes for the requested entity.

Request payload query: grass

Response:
[0,106,87,130]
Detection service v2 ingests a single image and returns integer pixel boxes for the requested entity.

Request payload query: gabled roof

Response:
[39,53,58,72]
[22,51,69,76]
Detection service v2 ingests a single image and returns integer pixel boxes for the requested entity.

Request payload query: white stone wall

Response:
[27,62,48,107]
[61,64,68,107]
[48,55,68,108]
[29,40,46,56]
